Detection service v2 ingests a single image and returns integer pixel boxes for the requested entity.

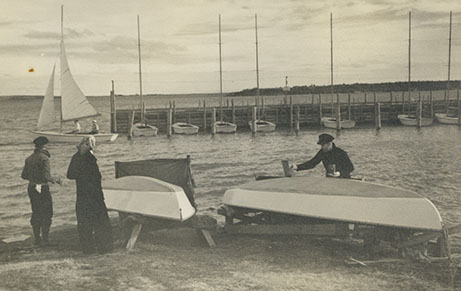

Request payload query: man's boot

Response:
[32,225,41,246]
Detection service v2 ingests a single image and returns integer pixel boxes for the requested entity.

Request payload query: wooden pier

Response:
[110,93,460,135]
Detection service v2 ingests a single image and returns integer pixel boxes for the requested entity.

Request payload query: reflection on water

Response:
[1,97,460,249]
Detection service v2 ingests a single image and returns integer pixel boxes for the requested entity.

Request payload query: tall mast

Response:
[330,12,335,117]
[408,11,411,113]
[447,11,452,99]
[137,15,144,124]
[60,5,64,129]
[255,14,260,119]
[219,14,223,122]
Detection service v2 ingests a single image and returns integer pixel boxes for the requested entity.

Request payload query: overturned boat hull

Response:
[223,176,442,231]
[102,175,196,222]
[131,123,158,137]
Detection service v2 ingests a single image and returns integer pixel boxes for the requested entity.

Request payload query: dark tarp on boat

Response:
[114,156,196,208]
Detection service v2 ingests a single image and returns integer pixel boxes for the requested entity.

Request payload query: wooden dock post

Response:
[335,103,341,131]
[226,99,229,108]
[211,108,216,135]
[110,80,117,133]
[348,93,352,120]
[202,100,207,131]
[231,99,236,124]
[251,106,257,134]
[364,92,367,104]
[319,94,323,126]
[373,92,377,104]
[390,91,393,105]
[430,90,434,118]
[289,96,293,129]
[458,88,461,126]
[172,101,176,124]
[402,92,405,114]
[416,101,422,128]
[376,102,382,130]
[295,105,300,134]
[167,108,172,137]
[261,96,265,117]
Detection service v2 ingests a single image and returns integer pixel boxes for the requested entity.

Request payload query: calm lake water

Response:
[1,95,460,250]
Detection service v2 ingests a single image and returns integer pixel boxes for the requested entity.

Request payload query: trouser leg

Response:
[32,225,41,245]
[76,200,96,254]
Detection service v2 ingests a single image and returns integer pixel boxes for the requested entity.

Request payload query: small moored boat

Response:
[321,117,356,129]
[215,121,237,133]
[397,114,433,126]
[173,122,199,134]
[131,123,158,137]
[102,175,196,222]
[248,120,276,132]
[223,176,442,231]
[435,113,458,125]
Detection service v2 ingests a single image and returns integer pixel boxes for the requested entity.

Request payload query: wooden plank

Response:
[224,223,350,236]
[396,231,442,249]
[126,223,143,251]
[200,229,216,248]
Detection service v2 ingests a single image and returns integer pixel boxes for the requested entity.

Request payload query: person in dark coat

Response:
[66,136,113,254]
[21,136,61,246]
[291,133,354,178]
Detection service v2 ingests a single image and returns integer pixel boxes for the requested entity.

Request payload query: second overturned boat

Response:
[322,117,356,129]
[397,114,433,126]
[248,120,277,132]
[102,175,196,222]
[223,176,443,231]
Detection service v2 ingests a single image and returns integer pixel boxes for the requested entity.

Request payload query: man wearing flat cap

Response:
[21,136,61,246]
[67,136,113,254]
[291,133,354,178]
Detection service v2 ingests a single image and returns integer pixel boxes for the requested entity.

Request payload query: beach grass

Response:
[0,221,458,291]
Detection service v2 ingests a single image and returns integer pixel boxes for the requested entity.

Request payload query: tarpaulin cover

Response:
[114,157,196,207]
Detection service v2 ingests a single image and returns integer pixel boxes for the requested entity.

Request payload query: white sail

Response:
[60,41,99,122]
[37,65,56,129]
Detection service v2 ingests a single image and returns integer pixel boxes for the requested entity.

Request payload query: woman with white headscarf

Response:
[66,136,113,254]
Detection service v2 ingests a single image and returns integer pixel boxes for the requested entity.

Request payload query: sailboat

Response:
[321,13,356,129]
[398,11,433,126]
[214,14,237,134]
[248,14,276,133]
[130,15,158,137]
[31,6,118,143]
[436,11,458,125]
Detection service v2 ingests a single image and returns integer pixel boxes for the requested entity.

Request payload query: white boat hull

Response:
[248,120,276,132]
[223,176,442,231]
[215,121,237,133]
[322,117,356,129]
[397,114,433,126]
[102,176,196,222]
[172,122,199,134]
[31,130,118,143]
[435,113,458,125]
[131,123,158,137]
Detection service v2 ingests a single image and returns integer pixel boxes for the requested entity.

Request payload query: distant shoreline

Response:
[1,79,460,100]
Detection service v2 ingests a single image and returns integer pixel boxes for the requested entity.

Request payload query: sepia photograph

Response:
[1,0,461,290]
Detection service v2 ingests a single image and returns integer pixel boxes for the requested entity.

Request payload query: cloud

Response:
[24,28,96,40]
[174,20,254,36]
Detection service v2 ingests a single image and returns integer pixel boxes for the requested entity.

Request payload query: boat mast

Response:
[330,12,336,120]
[137,15,144,124]
[219,14,223,122]
[255,14,260,120]
[407,11,411,115]
[447,11,452,110]
[60,5,64,130]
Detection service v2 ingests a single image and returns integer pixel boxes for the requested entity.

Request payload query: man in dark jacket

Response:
[21,136,61,246]
[292,133,354,178]
[66,136,113,254]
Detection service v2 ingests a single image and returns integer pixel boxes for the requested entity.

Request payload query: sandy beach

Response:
[0,218,458,291]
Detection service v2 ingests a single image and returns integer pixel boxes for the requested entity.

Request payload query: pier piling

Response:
[211,108,216,135]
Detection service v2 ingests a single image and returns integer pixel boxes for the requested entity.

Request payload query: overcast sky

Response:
[1,0,461,96]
